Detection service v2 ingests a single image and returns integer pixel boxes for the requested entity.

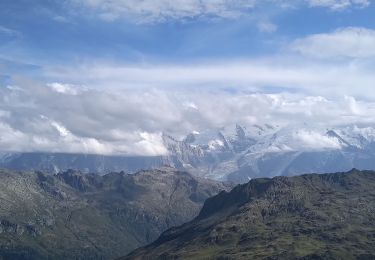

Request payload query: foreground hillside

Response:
[0,167,230,259]
[126,169,375,259]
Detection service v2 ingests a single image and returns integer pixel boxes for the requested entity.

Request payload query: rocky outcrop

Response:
[0,167,231,259]
[125,169,375,259]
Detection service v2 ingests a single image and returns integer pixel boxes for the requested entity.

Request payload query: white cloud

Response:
[44,58,375,100]
[0,26,20,36]
[257,20,278,33]
[0,84,171,155]
[308,0,370,9]
[51,120,70,137]
[294,130,342,150]
[32,25,375,140]
[69,0,371,23]
[183,101,199,110]
[72,0,257,23]
[290,27,375,59]
[52,15,70,23]
[47,82,80,95]
[1,82,375,155]
[0,26,21,42]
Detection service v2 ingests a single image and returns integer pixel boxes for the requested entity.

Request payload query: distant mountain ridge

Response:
[164,124,375,182]
[0,152,167,174]
[125,169,375,259]
[2,124,375,182]
[0,167,230,259]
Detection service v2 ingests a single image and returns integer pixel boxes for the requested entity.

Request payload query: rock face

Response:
[0,167,230,259]
[126,169,375,259]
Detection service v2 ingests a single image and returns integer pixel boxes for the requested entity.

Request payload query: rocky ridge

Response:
[126,169,375,259]
[0,167,230,259]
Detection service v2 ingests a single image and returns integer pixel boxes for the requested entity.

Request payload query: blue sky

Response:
[1,0,375,155]
[1,1,374,70]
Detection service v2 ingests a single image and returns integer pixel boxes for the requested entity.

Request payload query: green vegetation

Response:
[0,168,229,259]
[126,169,375,259]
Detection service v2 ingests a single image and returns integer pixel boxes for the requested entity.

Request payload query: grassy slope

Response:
[126,169,375,259]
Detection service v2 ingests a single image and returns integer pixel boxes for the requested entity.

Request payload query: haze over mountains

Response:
[3,124,375,183]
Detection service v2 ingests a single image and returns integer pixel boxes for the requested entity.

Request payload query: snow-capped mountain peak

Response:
[159,124,375,182]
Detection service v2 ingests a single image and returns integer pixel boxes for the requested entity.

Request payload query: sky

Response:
[1,0,375,155]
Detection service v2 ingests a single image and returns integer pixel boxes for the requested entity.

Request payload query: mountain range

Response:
[0,167,230,259]
[125,169,375,259]
[2,124,375,183]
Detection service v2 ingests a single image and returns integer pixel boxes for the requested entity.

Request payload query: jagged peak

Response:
[235,124,246,140]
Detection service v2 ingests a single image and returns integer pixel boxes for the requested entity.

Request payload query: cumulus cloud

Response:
[0,81,375,155]
[290,27,375,59]
[0,83,169,155]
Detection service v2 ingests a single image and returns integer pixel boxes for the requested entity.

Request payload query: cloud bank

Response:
[2,21,375,155]
[0,81,375,155]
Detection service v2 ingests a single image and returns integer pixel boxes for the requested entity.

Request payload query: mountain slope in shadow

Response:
[0,167,230,259]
